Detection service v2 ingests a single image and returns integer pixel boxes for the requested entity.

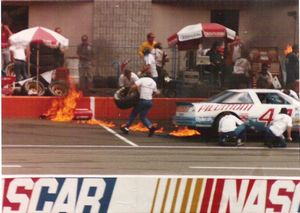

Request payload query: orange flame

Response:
[169,126,200,137]
[129,122,164,133]
[78,119,115,128]
[284,44,293,55]
[45,84,82,122]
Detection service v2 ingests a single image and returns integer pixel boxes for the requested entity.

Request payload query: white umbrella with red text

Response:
[9,26,69,94]
[168,23,236,49]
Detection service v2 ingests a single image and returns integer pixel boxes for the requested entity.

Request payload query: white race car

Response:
[175,89,300,133]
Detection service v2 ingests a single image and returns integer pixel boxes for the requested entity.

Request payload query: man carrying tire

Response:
[218,112,247,146]
[120,71,159,137]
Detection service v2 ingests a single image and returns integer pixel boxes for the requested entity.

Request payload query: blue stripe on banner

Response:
[99,178,117,213]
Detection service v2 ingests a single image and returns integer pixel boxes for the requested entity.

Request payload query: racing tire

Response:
[4,63,15,77]
[22,80,45,96]
[114,87,139,109]
[48,81,69,97]
[162,88,177,98]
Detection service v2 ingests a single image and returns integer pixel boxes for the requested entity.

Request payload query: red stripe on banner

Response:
[244,179,255,205]
[2,178,38,211]
[211,178,225,213]
[199,178,214,213]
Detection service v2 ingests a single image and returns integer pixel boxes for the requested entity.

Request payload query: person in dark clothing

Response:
[285,44,299,87]
[256,63,273,88]
[77,34,94,95]
[54,27,65,67]
[206,41,225,87]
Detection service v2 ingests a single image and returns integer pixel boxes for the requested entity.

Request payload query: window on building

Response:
[211,10,239,33]
[2,6,29,33]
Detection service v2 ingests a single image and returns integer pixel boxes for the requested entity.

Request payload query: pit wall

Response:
[2,175,300,213]
[2,97,205,120]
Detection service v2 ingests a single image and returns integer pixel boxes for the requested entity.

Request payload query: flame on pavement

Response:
[169,126,200,137]
[129,122,164,133]
[78,119,115,128]
[284,44,293,55]
[45,85,82,122]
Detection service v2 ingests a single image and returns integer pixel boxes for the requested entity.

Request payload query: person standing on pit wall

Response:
[119,69,139,88]
[120,71,159,137]
[138,32,157,58]
[264,108,293,148]
[231,55,251,89]
[77,34,94,95]
[9,44,30,81]
[143,48,158,84]
[1,22,13,73]
[256,63,273,89]
[206,41,225,87]
[228,35,244,65]
[285,44,299,88]
[54,27,65,67]
[153,42,169,88]
[218,112,247,146]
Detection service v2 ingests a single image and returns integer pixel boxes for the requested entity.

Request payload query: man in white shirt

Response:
[143,48,158,84]
[232,57,251,88]
[118,69,139,88]
[153,42,169,88]
[218,112,246,146]
[120,72,159,137]
[265,108,293,148]
[9,44,29,81]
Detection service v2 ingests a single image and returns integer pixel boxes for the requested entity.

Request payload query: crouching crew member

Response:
[265,108,292,148]
[120,71,158,137]
[218,112,247,146]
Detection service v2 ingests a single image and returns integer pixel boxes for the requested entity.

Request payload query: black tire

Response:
[48,81,69,97]
[114,87,139,109]
[22,80,45,96]
[162,88,177,98]
[4,63,15,77]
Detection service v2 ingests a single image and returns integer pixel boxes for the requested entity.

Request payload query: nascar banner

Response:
[2,176,300,213]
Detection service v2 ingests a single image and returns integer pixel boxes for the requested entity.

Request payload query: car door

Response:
[252,91,295,130]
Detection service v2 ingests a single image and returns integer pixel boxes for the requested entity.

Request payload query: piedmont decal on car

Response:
[197,104,254,112]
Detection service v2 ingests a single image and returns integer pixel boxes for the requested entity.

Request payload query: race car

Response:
[174,89,300,133]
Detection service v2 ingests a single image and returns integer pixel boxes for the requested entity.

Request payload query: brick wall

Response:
[93,0,152,78]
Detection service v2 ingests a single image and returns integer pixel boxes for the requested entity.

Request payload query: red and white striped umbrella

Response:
[9,26,69,49]
[9,27,69,88]
[168,23,236,48]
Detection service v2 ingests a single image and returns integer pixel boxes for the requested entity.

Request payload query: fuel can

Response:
[73,108,93,120]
